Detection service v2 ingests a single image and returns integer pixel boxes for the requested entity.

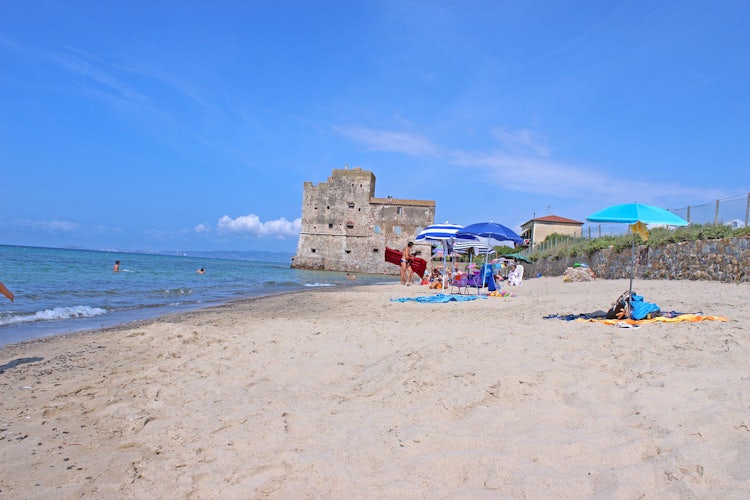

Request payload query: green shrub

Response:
[528,224,749,261]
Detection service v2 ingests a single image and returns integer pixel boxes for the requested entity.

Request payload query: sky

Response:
[1,0,748,254]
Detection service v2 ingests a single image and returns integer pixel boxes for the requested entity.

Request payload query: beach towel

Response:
[390,294,486,303]
[544,311,729,325]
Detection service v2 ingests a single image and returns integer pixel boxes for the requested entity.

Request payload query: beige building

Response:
[520,215,584,249]
[291,167,435,274]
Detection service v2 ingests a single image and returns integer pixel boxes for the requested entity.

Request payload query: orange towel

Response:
[579,314,729,325]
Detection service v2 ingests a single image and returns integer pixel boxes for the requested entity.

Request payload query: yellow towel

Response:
[630,221,649,241]
[579,314,729,325]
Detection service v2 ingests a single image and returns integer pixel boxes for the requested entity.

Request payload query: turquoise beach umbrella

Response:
[587,203,688,308]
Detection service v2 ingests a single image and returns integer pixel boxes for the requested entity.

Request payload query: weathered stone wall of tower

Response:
[291,168,435,274]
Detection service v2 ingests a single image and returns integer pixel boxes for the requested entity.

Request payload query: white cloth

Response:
[508,264,524,286]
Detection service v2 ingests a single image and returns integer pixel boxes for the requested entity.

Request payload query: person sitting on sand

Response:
[429,269,443,289]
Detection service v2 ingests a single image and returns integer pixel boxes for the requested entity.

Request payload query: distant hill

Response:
[179,250,294,263]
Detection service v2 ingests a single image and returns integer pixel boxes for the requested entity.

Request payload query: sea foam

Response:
[0,306,108,326]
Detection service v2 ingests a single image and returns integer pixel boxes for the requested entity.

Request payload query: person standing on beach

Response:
[113,260,120,273]
[401,242,414,285]
[0,281,14,302]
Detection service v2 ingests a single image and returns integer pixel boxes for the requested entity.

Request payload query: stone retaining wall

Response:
[526,236,750,283]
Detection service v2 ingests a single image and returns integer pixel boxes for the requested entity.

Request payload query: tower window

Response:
[348,202,355,209]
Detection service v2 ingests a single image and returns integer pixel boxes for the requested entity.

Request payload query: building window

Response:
[397,207,403,215]
[394,226,402,235]
[346,221,354,229]
[328,223,333,229]
[311,248,316,253]
[348,202,355,209]
[373,225,381,234]
[372,248,379,253]
[345,250,351,254]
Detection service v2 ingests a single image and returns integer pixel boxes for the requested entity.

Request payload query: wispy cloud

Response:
[337,124,725,205]
[14,219,80,232]
[490,128,550,156]
[216,214,301,238]
[333,126,438,156]
[43,47,148,105]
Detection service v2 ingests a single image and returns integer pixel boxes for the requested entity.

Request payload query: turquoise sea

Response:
[0,245,393,347]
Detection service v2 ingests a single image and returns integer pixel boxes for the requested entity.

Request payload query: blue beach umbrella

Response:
[456,221,524,245]
[456,222,523,288]
[587,203,688,305]
[587,203,689,227]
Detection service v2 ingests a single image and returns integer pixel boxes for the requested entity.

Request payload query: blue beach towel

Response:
[391,293,486,303]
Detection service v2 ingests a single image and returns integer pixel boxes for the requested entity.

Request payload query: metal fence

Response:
[581,193,750,239]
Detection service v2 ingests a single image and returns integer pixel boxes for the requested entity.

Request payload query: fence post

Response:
[746,193,749,227]
[714,199,720,225]
[687,206,691,224]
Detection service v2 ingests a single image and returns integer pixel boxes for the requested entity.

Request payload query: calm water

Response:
[0,245,394,347]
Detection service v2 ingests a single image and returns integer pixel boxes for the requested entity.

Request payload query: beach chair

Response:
[509,264,524,286]
[449,274,469,294]
[468,264,497,294]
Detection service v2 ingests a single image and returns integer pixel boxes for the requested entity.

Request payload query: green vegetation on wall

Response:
[530,224,750,260]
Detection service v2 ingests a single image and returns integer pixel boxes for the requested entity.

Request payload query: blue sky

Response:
[1,1,748,254]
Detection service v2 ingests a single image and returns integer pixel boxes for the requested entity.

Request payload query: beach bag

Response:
[606,291,631,320]
[629,293,660,320]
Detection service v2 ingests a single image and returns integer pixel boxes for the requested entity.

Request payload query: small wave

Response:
[304,282,337,287]
[0,306,108,326]
[161,288,194,296]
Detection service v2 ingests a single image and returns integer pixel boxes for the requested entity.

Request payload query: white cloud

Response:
[217,214,301,238]
[490,128,550,156]
[194,223,211,233]
[16,219,80,232]
[333,126,437,156]
[337,123,724,205]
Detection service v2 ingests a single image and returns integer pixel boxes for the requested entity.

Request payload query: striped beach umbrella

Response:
[453,238,496,255]
[415,223,472,289]
[415,223,465,242]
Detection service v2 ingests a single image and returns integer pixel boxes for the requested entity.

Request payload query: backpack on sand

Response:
[606,291,631,320]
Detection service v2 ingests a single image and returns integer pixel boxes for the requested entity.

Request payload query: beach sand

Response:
[1,277,748,498]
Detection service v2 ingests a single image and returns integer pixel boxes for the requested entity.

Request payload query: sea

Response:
[0,244,395,348]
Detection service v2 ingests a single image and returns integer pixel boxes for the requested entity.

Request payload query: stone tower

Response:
[291,167,435,274]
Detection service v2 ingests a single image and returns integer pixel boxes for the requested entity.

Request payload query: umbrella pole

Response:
[442,243,447,291]
[628,233,635,314]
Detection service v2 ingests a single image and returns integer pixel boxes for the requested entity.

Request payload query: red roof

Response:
[533,215,583,225]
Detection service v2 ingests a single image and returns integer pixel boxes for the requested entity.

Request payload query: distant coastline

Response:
[0,243,295,264]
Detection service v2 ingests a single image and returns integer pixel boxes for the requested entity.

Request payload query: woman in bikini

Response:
[401,241,414,285]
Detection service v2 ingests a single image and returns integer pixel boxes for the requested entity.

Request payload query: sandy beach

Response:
[1,277,748,498]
